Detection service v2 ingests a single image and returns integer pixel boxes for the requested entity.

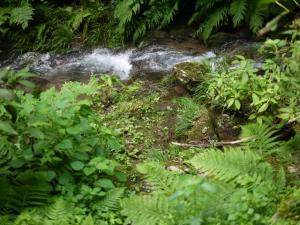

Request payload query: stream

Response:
[0,40,258,84]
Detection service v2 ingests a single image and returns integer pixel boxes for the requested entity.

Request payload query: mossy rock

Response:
[187,110,241,142]
[212,113,241,141]
[187,108,217,142]
[170,62,209,90]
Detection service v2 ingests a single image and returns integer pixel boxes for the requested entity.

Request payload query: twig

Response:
[171,137,254,148]
[288,115,300,124]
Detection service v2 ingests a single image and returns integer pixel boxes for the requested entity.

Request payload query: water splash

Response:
[52,49,133,80]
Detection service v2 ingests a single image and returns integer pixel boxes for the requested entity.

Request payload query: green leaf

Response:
[58,172,75,185]
[82,214,95,225]
[73,151,89,161]
[0,88,17,100]
[10,158,26,168]
[227,98,235,108]
[114,171,127,182]
[252,93,260,105]
[67,125,82,135]
[234,100,241,110]
[83,166,96,176]
[18,80,35,89]
[0,120,17,135]
[70,161,85,171]
[258,103,269,113]
[46,171,56,181]
[95,178,115,190]
[28,127,44,139]
[55,139,73,150]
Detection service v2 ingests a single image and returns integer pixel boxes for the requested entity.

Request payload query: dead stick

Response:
[171,137,253,148]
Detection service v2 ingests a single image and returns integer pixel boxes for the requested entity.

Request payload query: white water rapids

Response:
[1,45,215,81]
[0,40,259,83]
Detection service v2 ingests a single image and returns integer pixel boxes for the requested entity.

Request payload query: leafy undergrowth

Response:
[1,20,300,225]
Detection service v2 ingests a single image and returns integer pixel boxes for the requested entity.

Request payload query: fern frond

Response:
[114,0,141,34]
[137,162,180,192]
[230,0,248,27]
[133,22,146,43]
[0,172,51,214]
[160,1,179,28]
[175,97,202,137]
[241,123,281,155]
[100,188,125,212]
[9,4,34,29]
[121,195,172,225]
[189,148,274,186]
[14,210,43,225]
[69,9,91,32]
[200,6,229,42]
[249,9,264,32]
[46,198,73,223]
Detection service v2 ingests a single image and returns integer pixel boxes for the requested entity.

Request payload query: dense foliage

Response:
[0,0,299,51]
[0,0,120,51]
[0,73,126,224]
[0,0,300,224]
[204,21,300,123]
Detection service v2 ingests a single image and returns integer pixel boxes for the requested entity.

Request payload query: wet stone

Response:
[171,62,210,90]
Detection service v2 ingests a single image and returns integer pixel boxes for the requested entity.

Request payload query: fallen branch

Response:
[171,137,254,148]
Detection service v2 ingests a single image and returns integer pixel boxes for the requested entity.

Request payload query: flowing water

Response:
[0,40,258,85]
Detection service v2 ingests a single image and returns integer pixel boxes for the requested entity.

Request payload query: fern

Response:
[249,9,264,32]
[241,123,281,155]
[121,162,233,225]
[68,9,91,32]
[115,0,180,42]
[200,6,229,42]
[189,148,274,186]
[9,4,34,30]
[175,97,202,137]
[113,0,275,42]
[45,198,73,224]
[137,161,180,192]
[0,172,51,214]
[121,195,172,225]
[100,188,125,212]
[160,1,179,28]
[230,0,248,27]
[13,209,43,225]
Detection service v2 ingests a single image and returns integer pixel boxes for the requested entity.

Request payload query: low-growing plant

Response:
[175,97,203,137]
[203,23,300,123]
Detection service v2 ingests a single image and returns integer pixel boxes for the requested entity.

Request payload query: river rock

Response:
[208,30,251,47]
[19,52,41,66]
[171,62,209,90]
